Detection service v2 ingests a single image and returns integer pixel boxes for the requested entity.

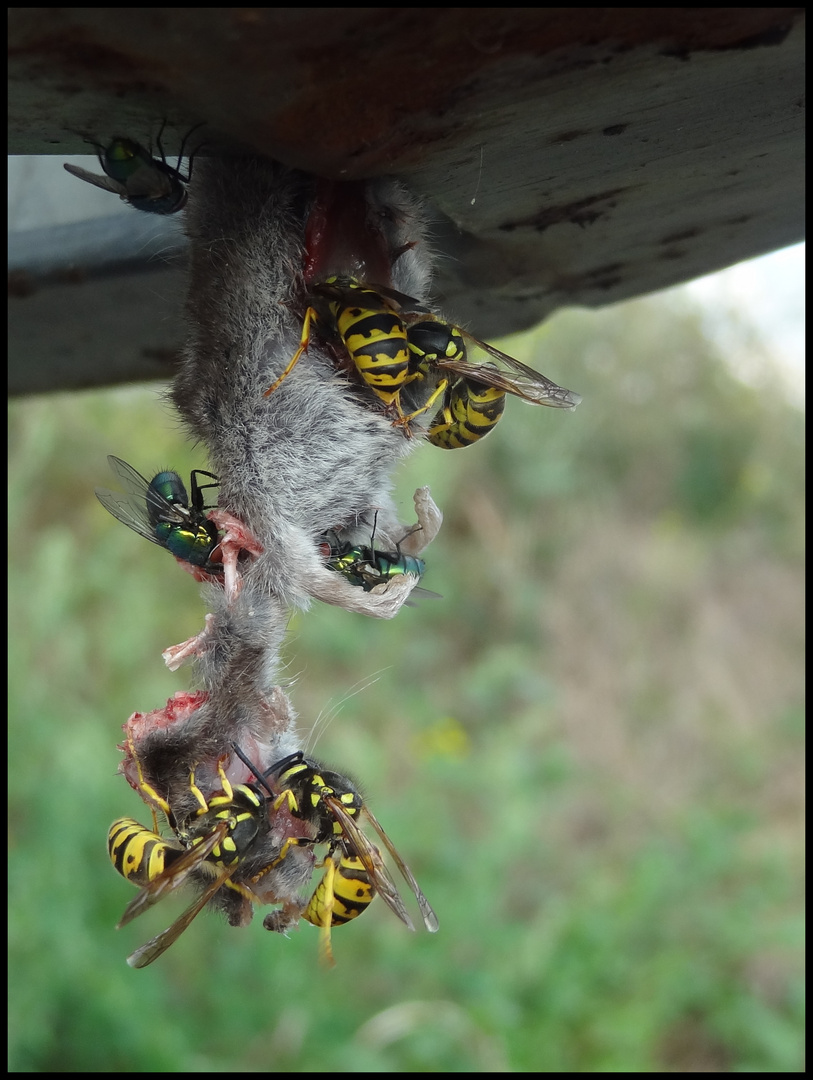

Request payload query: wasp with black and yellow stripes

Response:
[263,275,430,409]
[108,741,304,968]
[399,315,581,448]
[265,276,580,446]
[243,748,439,966]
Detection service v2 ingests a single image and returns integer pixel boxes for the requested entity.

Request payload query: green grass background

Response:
[8,291,804,1072]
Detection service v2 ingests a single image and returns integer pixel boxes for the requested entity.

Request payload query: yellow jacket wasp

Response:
[240,748,439,966]
[111,740,437,968]
[265,276,580,446]
[264,276,426,409]
[109,739,309,968]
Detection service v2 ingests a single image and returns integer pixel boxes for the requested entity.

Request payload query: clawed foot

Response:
[207,509,265,601]
[162,613,216,671]
[398,486,443,555]
[309,565,424,619]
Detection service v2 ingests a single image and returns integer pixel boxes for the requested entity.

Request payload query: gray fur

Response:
[114,158,445,944]
[171,157,442,616]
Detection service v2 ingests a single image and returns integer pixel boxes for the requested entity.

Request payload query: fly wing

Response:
[94,486,164,545]
[63,163,126,198]
[95,455,186,544]
[123,164,176,202]
[404,586,443,605]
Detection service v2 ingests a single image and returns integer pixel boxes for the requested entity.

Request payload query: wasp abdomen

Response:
[428,381,506,450]
[331,297,410,403]
[303,850,375,928]
[108,817,185,887]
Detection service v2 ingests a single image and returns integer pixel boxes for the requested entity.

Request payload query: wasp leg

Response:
[222,876,260,905]
[306,853,338,967]
[392,376,449,436]
[125,728,172,820]
[263,306,319,397]
[272,788,299,815]
[250,835,308,883]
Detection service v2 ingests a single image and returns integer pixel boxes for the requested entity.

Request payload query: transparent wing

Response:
[362,805,439,933]
[324,796,415,932]
[125,864,235,969]
[312,278,431,315]
[405,586,443,604]
[95,455,185,544]
[94,487,164,545]
[439,333,582,409]
[367,282,432,315]
[360,569,440,601]
[117,822,231,928]
[63,163,126,198]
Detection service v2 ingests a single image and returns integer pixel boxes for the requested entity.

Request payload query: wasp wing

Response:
[324,796,415,932]
[366,282,432,315]
[125,864,235,968]
[117,822,232,928]
[361,805,439,933]
[312,278,431,316]
[440,333,582,409]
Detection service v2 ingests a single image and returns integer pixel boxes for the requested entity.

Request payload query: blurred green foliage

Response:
[8,289,804,1072]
